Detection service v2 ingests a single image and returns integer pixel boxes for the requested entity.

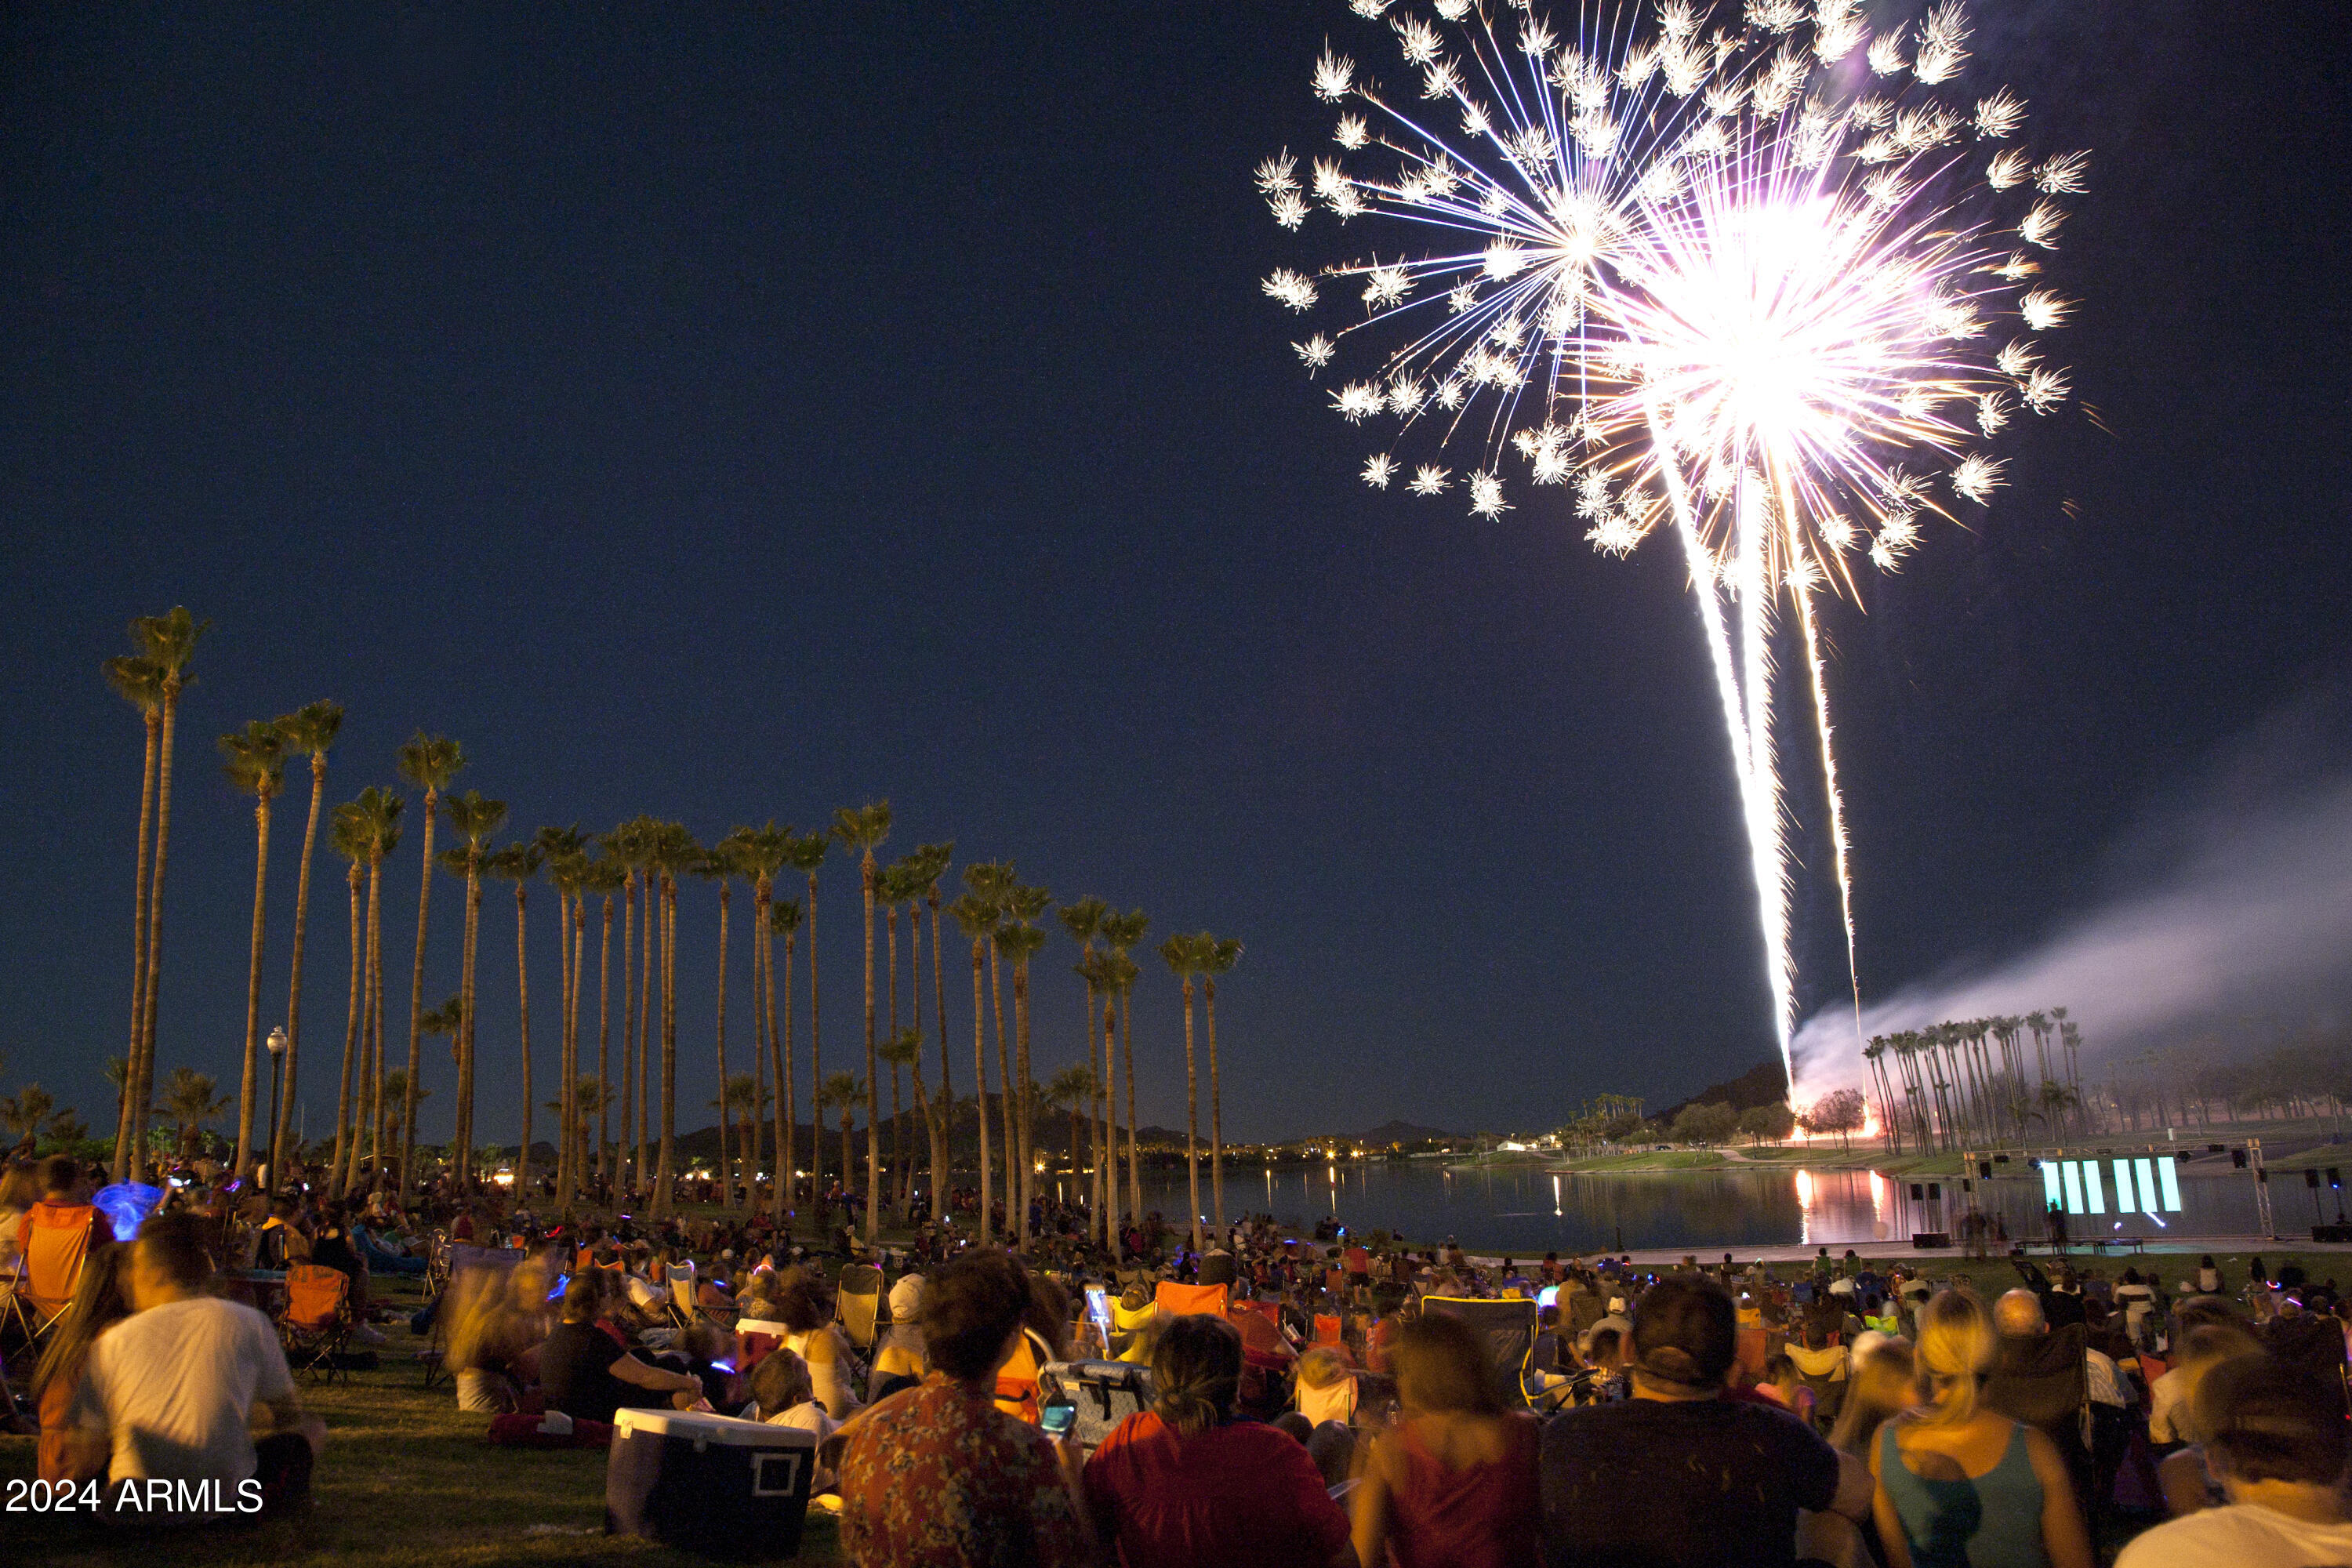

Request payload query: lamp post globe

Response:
[265,1025,289,1189]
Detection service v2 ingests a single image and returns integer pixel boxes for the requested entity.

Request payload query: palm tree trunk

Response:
[839,1103,853,1215]
[1103,995,1120,1240]
[1083,977,1102,1244]
[657,874,677,1212]
[779,930,796,1231]
[131,678,183,1186]
[970,942,993,1242]
[400,789,440,1196]
[804,872,823,1231]
[1015,961,1036,1248]
[750,906,768,1211]
[555,888,572,1205]
[1121,985,1141,1232]
[114,706,161,1183]
[928,892,949,1223]
[331,864,363,1195]
[564,890,584,1207]
[861,855,880,1244]
[638,873,654,1197]
[988,942,1014,1239]
[515,882,534,1197]
[1181,976,1202,1252]
[621,872,637,1193]
[1205,975,1225,1238]
[714,880,732,1210]
[456,862,482,1191]
[274,754,326,1180]
[361,853,386,1193]
[234,789,274,1179]
[887,903,904,1216]
[598,892,614,1188]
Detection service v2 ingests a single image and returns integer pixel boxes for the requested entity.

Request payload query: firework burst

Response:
[1256,0,2088,1074]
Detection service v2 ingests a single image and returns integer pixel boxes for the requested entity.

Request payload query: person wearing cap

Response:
[1540,1276,1867,1568]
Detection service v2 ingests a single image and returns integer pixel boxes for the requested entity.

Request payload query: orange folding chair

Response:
[9,1203,96,1349]
[1152,1280,1229,1320]
[278,1263,354,1383]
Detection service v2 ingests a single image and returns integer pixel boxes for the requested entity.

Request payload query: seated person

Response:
[869,1273,927,1401]
[750,1347,840,1489]
[2118,1352,2352,1566]
[538,1273,701,1425]
[1296,1345,1359,1427]
[771,1266,864,1418]
[61,1210,325,1518]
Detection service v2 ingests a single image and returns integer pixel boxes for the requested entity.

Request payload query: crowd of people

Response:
[9,1146,2352,1565]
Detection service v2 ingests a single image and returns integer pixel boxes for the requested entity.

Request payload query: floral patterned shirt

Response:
[838,1374,1091,1568]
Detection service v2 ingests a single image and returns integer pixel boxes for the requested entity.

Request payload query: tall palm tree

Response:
[580,855,627,1187]
[913,843,956,1218]
[604,818,656,1193]
[0,1085,57,1149]
[710,1074,759,1197]
[734,824,790,1218]
[540,837,588,1208]
[104,654,166,1182]
[156,1066,230,1159]
[1058,899,1109,1243]
[338,787,401,1195]
[781,831,829,1225]
[396,733,466,1196]
[1046,1065,1096,1188]
[877,1026,924,1216]
[694,837,745,1210]
[439,791,507,1192]
[771,899,803,1229]
[880,857,927,1214]
[1101,908,1150,1225]
[220,718,288,1179]
[1198,934,1242,1237]
[270,700,343,1181]
[128,608,207,1183]
[997,906,1048,1249]
[645,822,699,1212]
[821,1072,863,1223]
[829,801,893,1241]
[1160,932,1207,1250]
[484,840,544,1196]
[947,891,999,1241]
[327,802,369,1194]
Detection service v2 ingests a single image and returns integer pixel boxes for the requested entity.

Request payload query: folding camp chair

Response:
[837,1264,883,1356]
[1152,1280,1229,1320]
[1111,1292,1158,1364]
[993,1327,1058,1425]
[1422,1295,1541,1410]
[278,1264,355,1384]
[7,1203,97,1352]
[668,1269,701,1330]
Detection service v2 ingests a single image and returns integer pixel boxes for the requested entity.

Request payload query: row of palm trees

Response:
[1859,1008,2088,1152]
[101,608,1250,1251]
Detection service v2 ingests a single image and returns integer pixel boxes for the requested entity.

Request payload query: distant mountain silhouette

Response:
[1653,1059,1789,1127]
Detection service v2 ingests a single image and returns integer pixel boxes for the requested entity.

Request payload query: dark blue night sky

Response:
[4,2,2347,1145]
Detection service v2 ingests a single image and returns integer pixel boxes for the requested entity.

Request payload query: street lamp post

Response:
[265,1025,288,1189]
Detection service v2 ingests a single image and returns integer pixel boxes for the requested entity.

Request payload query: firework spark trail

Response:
[1255,0,2087,1086]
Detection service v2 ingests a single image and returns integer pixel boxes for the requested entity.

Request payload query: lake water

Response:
[1035,1159,2306,1256]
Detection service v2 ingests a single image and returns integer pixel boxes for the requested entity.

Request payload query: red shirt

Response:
[1083,1412,1348,1568]
[1380,1413,1541,1568]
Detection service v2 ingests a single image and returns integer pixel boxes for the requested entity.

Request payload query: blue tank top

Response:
[1878,1420,2047,1568]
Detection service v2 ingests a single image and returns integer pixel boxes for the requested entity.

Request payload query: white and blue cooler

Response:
[605,1407,816,1559]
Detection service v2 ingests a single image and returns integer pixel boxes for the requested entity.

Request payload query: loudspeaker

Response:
[2307,1170,2321,1189]
[1908,1184,1925,1201]
[2314,1225,2352,1243]
[2232,1149,2249,1169]
[1911,1232,1951,1250]
[1927,1183,1941,1201]
[1978,1161,1994,1179]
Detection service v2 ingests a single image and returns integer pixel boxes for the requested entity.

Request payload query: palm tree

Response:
[338,786,401,1195]
[734,824,790,1218]
[438,790,507,1192]
[580,855,627,1187]
[781,831,829,1225]
[538,832,589,1208]
[962,864,1018,1232]
[1160,932,1207,1250]
[484,840,544,1196]
[693,837,744,1210]
[1,1084,57,1147]
[771,898,803,1229]
[104,654,166,1182]
[914,843,956,1219]
[1045,1065,1096,1198]
[947,892,1000,1240]
[708,1074,758,1200]
[877,1026,924,1216]
[396,733,466,1196]
[327,803,368,1196]
[156,1067,230,1158]
[127,608,207,1184]
[270,700,342,1181]
[1058,898,1109,1243]
[603,818,655,1194]
[829,801,893,1242]
[996,905,1049,1248]
[1198,933,1242,1236]
[645,822,699,1212]
[820,1072,863,1222]
[1101,908,1149,1225]
[418,996,461,1100]
[220,718,288,1179]
[879,858,916,1213]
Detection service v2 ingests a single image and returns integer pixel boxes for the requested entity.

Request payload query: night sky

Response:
[4,3,2347,1146]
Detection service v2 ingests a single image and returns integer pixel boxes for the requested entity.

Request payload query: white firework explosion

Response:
[1250,0,2092,1069]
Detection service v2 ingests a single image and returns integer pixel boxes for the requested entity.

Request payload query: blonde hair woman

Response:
[1869,1290,2092,1568]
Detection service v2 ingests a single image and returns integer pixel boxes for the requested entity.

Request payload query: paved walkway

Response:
[1461,1235,2352,1269]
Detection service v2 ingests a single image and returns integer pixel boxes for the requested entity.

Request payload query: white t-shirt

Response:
[2115,1501,2352,1568]
[72,1296,296,1486]
[2148,1368,2191,1444]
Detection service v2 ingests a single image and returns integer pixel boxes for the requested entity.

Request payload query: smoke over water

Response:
[1789,712,2352,1106]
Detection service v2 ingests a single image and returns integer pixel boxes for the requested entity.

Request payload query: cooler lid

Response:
[613,1409,817,1448]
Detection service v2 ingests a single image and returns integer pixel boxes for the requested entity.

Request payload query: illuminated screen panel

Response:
[2113,1160,2136,1214]
[2062,1162,2085,1216]
[2082,1161,2104,1214]
[2154,1157,2181,1214]
[2042,1162,2063,1209]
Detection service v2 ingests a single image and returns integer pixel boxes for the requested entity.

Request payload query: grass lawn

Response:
[2,1274,844,1567]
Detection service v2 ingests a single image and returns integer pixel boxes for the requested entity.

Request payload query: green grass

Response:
[1547,1149,1730,1171]
[1,1286,843,1567]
